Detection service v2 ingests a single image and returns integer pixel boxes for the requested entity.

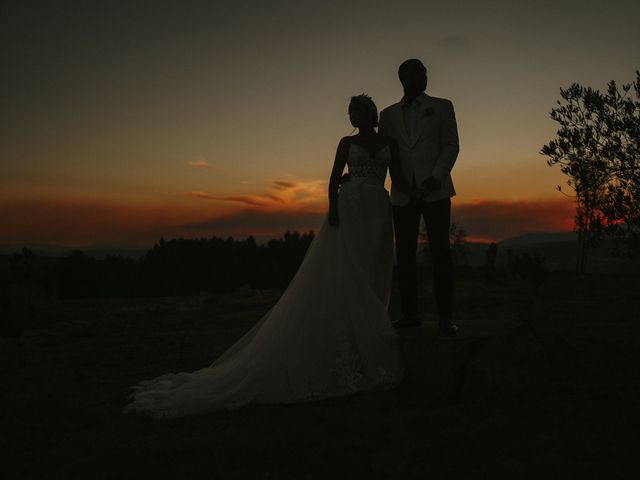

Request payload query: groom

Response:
[379,58,460,335]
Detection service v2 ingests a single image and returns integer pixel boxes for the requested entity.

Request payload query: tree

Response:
[598,73,640,255]
[418,220,468,267]
[449,222,468,267]
[541,71,640,272]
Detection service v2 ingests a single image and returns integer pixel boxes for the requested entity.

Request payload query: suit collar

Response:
[411,97,435,146]
[392,93,434,147]
[401,91,428,107]
[391,103,410,146]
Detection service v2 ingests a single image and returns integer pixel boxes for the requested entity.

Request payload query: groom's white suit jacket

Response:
[379,93,460,206]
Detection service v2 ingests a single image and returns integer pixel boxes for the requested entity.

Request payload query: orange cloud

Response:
[174,196,575,243]
[272,180,297,190]
[0,189,576,248]
[187,191,278,207]
[186,178,327,212]
[188,156,210,168]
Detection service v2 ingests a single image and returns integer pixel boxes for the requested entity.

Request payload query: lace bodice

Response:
[347,142,390,184]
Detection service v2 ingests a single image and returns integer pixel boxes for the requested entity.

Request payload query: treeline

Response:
[9,230,316,299]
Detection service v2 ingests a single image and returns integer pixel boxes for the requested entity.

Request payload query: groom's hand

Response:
[408,187,424,207]
[419,176,442,197]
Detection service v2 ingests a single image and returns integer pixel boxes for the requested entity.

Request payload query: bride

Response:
[123,94,411,419]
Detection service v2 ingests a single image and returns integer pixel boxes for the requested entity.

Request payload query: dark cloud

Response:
[1,195,574,247]
[175,198,574,242]
[452,199,574,241]
[172,208,326,238]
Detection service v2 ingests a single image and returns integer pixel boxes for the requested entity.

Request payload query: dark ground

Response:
[2,269,639,479]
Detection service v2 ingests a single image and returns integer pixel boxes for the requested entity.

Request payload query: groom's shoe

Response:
[393,315,421,329]
[438,318,459,336]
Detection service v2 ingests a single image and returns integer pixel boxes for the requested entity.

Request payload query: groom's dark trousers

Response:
[392,191,453,321]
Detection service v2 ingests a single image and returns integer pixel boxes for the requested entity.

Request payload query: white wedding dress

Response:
[123,141,405,418]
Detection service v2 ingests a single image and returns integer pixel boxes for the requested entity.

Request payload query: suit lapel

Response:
[391,103,411,146]
[411,95,436,147]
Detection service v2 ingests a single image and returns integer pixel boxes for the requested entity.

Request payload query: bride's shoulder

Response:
[336,136,353,152]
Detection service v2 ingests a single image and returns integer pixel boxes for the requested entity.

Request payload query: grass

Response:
[2,269,639,479]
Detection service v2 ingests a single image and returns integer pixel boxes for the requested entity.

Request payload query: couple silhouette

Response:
[123,58,460,419]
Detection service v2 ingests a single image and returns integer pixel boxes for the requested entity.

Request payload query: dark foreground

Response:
[2,270,639,479]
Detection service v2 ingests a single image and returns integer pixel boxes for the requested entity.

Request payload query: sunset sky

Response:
[1,0,638,246]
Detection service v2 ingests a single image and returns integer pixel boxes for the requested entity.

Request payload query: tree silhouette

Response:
[541,71,640,272]
[449,222,468,267]
[418,220,468,268]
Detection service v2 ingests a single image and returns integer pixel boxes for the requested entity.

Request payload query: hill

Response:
[0,243,149,260]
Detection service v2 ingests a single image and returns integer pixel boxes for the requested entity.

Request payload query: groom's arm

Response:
[430,99,460,182]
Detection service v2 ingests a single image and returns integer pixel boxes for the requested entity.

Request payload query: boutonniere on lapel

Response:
[421,106,434,119]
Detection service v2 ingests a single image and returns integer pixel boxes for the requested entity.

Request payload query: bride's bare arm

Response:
[328,137,350,225]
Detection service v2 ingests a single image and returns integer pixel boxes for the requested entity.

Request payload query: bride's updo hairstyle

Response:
[350,93,379,128]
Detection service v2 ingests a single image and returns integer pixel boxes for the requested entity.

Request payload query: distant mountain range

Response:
[497,231,577,247]
[0,231,577,260]
[0,242,150,259]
